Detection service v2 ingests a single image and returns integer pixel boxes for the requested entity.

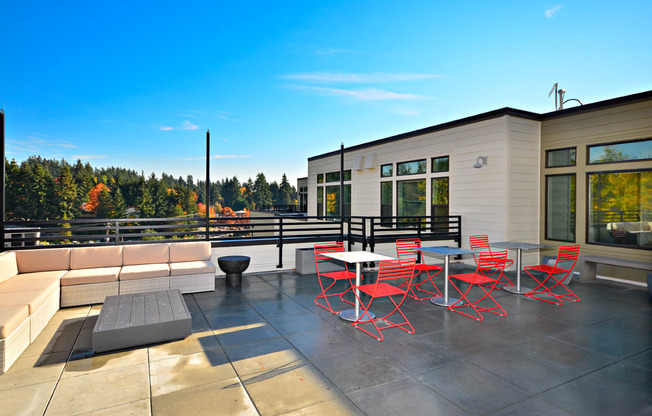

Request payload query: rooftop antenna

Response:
[548,83,583,111]
[548,83,559,110]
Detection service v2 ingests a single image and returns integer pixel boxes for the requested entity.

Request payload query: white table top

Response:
[322,251,396,263]
[490,241,553,251]
[419,246,479,256]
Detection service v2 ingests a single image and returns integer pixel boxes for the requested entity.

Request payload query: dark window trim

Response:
[584,167,652,250]
[431,155,450,173]
[397,159,427,176]
[396,178,427,217]
[545,173,576,243]
[380,163,393,178]
[545,147,577,168]
[587,137,652,165]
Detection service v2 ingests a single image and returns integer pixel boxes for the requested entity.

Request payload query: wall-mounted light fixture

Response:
[473,156,488,169]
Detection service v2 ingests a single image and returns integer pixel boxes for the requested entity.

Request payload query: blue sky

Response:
[2,1,650,186]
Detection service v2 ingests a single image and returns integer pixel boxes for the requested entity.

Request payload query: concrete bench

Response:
[579,255,652,281]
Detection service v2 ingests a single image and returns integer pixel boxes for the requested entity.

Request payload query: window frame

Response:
[397,159,427,176]
[587,138,652,165]
[431,156,450,173]
[545,173,576,243]
[381,164,393,178]
[546,147,577,168]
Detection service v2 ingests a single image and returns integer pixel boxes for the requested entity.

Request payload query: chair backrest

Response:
[475,250,508,273]
[314,241,345,263]
[469,235,490,250]
[377,257,417,285]
[396,238,421,258]
[554,245,580,270]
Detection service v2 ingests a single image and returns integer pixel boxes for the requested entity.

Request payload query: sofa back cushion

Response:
[0,252,18,284]
[15,248,71,274]
[123,244,169,266]
[70,246,123,269]
[169,242,211,262]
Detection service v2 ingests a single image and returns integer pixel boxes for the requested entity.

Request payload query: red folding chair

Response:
[313,242,357,314]
[352,257,416,341]
[448,251,508,321]
[523,245,580,305]
[469,235,514,288]
[395,238,443,300]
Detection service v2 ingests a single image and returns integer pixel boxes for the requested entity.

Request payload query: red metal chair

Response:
[469,235,514,287]
[523,245,580,305]
[351,258,416,341]
[313,242,357,314]
[395,238,443,300]
[448,251,508,321]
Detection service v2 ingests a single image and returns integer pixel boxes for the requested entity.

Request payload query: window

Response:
[344,170,352,181]
[431,177,449,232]
[343,184,351,216]
[587,169,651,248]
[316,187,323,217]
[397,180,426,218]
[317,174,323,184]
[397,160,426,176]
[325,185,339,217]
[381,182,393,226]
[381,164,393,177]
[546,174,576,242]
[431,156,449,173]
[325,172,339,183]
[588,139,651,164]
[547,148,576,167]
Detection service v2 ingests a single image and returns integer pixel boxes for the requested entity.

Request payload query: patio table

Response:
[489,241,552,295]
[420,246,478,307]
[322,251,396,321]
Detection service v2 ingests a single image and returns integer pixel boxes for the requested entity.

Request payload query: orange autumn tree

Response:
[85,183,110,213]
[197,203,217,217]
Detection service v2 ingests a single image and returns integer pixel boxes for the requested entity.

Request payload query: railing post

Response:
[114,220,120,245]
[277,217,283,268]
[369,217,375,253]
[206,216,210,241]
[339,215,344,242]
[417,216,422,240]
[347,217,352,251]
[457,215,462,248]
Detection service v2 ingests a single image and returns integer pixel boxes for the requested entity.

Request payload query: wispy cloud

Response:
[72,154,106,160]
[157,120,200,131]
[283,72,443,84]
[390,106,422,116]
[545,4,563,18]
[289,85,429,101]
[159,126,174,131]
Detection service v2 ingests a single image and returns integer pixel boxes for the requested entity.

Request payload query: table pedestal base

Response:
[339,309,376,322]
[430,297,462,307]
[503,286,533,295]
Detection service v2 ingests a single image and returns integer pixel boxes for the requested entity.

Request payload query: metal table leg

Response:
[431,255,462,307]
[340,262,375,321]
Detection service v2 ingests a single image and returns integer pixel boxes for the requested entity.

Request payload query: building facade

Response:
[307,91,652,284]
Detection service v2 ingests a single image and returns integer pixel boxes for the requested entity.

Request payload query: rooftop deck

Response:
[1,265,650,415]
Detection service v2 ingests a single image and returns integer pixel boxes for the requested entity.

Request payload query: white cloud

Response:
[391,106,422,116]
[71,155,106,160]
[290,85,428,101]
[284,72,443,84]
[180,120,199,130]
[159,126,174,131]
[545,4,563,18]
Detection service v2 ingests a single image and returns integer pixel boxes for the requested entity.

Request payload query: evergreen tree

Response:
[138,175,155,218]
[30,163,56,219]
[95,187,114,219]
[57,165,78,219]
[269,181,280,206]
[113,187,127,218]
[278,174,293,205]
[253,172,273,208]
[4,159,21,218]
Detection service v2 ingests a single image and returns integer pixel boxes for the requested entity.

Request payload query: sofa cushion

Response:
[61,267,121,286]
[0,252,18,284]
[119,264,170,281]
[169,242,211,263]
[15,248,71,274]
[0,275,60,294]
[9,270,67,281]
[123,244,169,266]
[169,260,215,276]
[70,246,123,270]
[0,305,29,338]
[0,289,57,314]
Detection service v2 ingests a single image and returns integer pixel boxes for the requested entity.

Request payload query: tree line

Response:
[4,156,296,220]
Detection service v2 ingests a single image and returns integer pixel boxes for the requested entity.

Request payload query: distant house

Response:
[307,90,652,284]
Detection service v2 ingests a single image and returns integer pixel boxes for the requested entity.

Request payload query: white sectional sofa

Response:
[0,241,215,375]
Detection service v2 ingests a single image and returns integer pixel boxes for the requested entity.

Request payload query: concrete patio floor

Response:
[1,264,651,416]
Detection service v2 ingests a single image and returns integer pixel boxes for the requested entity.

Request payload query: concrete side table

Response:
[218,255,251,287]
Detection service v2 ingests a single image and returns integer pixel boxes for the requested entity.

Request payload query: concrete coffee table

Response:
[92,289,191,353]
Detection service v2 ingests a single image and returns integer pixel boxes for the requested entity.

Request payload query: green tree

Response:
[278,174,293,205]
[95,187,114,219]
[252,172,273,208]
[57,165,78,219]
[113,187,127,218]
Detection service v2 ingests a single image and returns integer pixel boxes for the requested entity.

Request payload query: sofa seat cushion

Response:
[0,290,56,314]
[169,260,215,276]
[0,305,29,338]
[61,267,121,286]
[123,244,169,265]
[119,264,170,281]
[0,275,60,295]
[169,242,212,263]
[15,248,71,273]
[9,270,67,282]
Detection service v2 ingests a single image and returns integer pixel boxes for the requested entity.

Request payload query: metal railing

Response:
[1,215,462,268]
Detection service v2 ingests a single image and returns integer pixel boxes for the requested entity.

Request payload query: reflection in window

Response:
[588,170,651,248]
[343,184,351,216]
[317,174,324,184]
[325,172,339,183]
[397,160,426,176]
[381,164,393,177]
[431,156,449,173]
[316,187,323,217]
[326,185,340,217]
[432,177,449,232]
[547,148,576,167]
[588,139,652,164]
[397,180,426,218]
[546,175,576,242]
[381,182,393,226]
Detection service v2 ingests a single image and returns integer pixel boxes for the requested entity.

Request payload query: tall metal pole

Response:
[340,142,344,218]
[205,129,210,241]
[0,110,5,252]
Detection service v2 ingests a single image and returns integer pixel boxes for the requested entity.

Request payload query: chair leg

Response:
[352,294,414,342]
[542,274,580,303]
[523,271,563,305]
[448,279,505,321]
[400,270,442,300]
